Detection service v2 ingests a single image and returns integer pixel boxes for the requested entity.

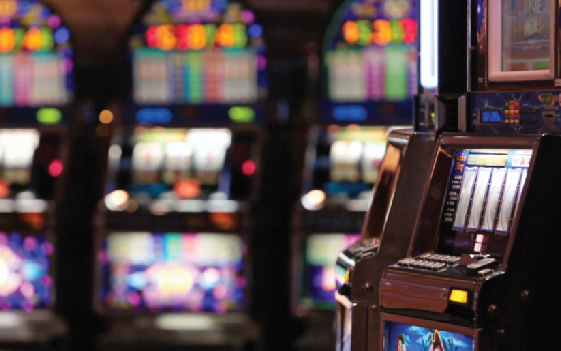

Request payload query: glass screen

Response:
[98,232,245,313]
[105,128,256,203]
[383,321,474,351]
[0,129,63,201]
[437,149,532,256]
[0,232,53,311]
[302,234,360,309]
[501,0,551,72]
[310,126,389,199]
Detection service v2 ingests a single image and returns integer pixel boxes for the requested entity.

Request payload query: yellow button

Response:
[449,289,469,304]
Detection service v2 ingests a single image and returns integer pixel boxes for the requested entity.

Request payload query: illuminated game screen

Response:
[437,149,532,256]
[105,128,256,205]
[302,234,360,309]
[0,232,53,311]
[501,0,551,72]
[310,126,388,199]
[98,232,245,313]
[321,0,417,123]
[0,0,73,107]
[383,322,474,351]
[129,0,267,123]
[0,129,64,201]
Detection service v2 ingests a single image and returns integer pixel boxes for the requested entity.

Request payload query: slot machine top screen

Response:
[0,0,73,116]
[128,0,267,125]
[321,0,417,125]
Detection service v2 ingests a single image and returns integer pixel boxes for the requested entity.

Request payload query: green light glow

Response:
[37,108,62,124]
[229,106,255,123]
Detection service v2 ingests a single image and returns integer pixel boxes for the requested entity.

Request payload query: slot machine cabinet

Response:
[291,0,418,350]
[94,1,266,350]
[0,0,74,349]
[379,134,561,351]
[333,130,435,351]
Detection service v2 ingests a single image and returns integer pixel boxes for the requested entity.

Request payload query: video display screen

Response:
[98,232,245,313]
[437,149,532,256]
[324,0,418,102]
[383,321,474,351]
[302,234,360,309]
[310,126,389,199]
[0,129,63,201]
[105,128,256,204]
[129,0,267,105]
[0,0,74,106]
[501,0,552,72]
[0,232,53,311]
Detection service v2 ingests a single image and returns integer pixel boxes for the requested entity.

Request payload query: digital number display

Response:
[130,0,267,106]
[0,0,73,107]
[480,109,502,124]
[98,233,245,313]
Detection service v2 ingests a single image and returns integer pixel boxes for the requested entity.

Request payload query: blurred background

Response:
[0,0,423,351]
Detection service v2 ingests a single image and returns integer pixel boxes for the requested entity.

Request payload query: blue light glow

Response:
[54,27,70,45]
[333,106,367,121]
[136,108,173,124]
[248,24,263,39]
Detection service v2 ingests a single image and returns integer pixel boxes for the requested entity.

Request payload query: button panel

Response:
[397,254,460,271]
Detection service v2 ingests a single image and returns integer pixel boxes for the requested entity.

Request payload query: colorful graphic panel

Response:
[0,0,73,107]
[383,322,474,351]
[0,232,53,311]
[98,232,245,313]
[129,0,267,106]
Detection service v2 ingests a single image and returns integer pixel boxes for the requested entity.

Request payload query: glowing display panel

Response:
[0,129,63,202]
[323,0,417,103]
[438,149,532,256]
[0,232,53,311]
[383,322,474,351]
[130,0,267,105]
[98,232,245,313]
[302,234,359,309]
[105,128,256,203]
[0,0,73,106]
[501,0,551,72]
[310,126,388,199]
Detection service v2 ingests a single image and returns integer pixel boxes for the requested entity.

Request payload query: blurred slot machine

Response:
[0,0,74,349]
[94,1,267,350]
[291,1,418,350]
[377,1,561,351]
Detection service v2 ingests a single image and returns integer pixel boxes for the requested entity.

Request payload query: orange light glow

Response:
[372,19,392,46]
[0,180,9,198]
[160,25,177,51]
[210,212,237,230]
[343,20,359,44]
[24,28,42,51]
[0,0,16,18]
[216,24,235,47]
[189,24,207,50]
[175,179,200,199]
[0,27,14,53]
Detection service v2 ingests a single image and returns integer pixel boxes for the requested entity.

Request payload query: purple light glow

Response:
[24,237,37,250]
[257,56,267,69]
[240,10,255,24]
[41,275,52,287]
[47,15,61,28]
[42,243,53,255]
[0,234,7,244]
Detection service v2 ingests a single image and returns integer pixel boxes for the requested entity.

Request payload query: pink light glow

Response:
[41,275,52,287]
[24,237,37,250]
[97,251,107,263]
[127,292,141,307]
[240,10,255,24]
[212,284,228,300]
[0,234,7,244]
[257,56,267,69]
[42,243,54,255]
[21,282,35,298]
[47,16,61,28]
[64,59,73,73]
[23,300,34,311]
[49,160,64,177]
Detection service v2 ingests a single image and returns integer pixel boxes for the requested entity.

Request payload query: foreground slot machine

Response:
[0,0,73,348]
[379,1,561,350]
[292,0,418,349]
[94,1,266,350]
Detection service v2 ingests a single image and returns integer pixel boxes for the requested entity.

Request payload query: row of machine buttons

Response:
[397,258,446,271]
[419,253,461,264]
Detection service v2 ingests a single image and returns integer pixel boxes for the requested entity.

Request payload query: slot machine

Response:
[291,1,418,350]
[0,0,74,349]
[377,1,561,351]
[94,1,267,350]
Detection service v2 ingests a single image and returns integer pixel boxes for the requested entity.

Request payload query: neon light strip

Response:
[420,0,438,89]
